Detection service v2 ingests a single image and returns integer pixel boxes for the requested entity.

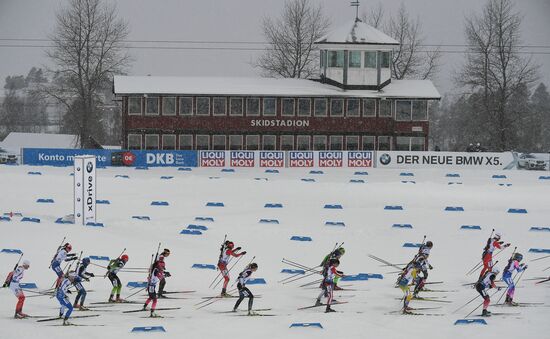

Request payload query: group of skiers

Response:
[315,246,345,313]
[396,240,433,314]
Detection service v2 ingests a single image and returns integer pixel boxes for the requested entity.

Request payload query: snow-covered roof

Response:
[114,76,440,99]
[315,18,399,45]
[0,132,78,152]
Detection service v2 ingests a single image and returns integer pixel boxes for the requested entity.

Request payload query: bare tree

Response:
[457,0,539,151]
[45,0,130,148]
[255,0,330,79]
[363,3,441,80]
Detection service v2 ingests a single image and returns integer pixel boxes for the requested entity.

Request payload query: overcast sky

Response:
[0,0,548,96]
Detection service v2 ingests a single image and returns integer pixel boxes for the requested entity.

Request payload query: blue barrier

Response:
[324,204,343,209]
[160,176,173,180]
[180,230,202,235]
[247,278,266,285]
[96,200,110,204]
[530,227,550,232]
[310,170,324,174]
[209,176,221,179]
[127,281,147,288]
[290,236,312,242]
[131,326,166,333]
[393,223,413,229]
[400,172,414,176]
[301,178,315,182]
[461,225,482,230]
[350,179,365,183]
[151,201,169,206]
[21,217,40,223]
[36,198,54,203]
[55,217,73,224]
[446,173,460,177]
[448,182,463,185]
[539,176,550,180]
[132,216,151,221]
[259,219,279,224]
[115,174,129,179]
[221,168,235,172]
[366,273,384,279]
[192,264,216,270]
[89,255,110,261]
[265,203,283,208]
[325,221,345,227]
[187,224,208,231]
[135,166,148,170]
[403,243,422,248]
[265,169,279,173]
[206,202,224,207]
[3,212,22,217]
[0,216,11,222]
[508,208,527,214]
[445,206,465,212]
[354,171,368,175]
[254,178,268,181]
[290,323,323,329]
[86,222,104,227]
[281,269,305,274]
[27,171,42,175]
[19,283,38,289]
[1,249,23,254]
[341,274,369,281]
[195,216,215,222]
[178,167,192,171]
[385,205,403,210]
[497,183,512,187]
[454,319,487,325]
[492,174,507,179]
[401,180,416,184]
[529,248,550,254]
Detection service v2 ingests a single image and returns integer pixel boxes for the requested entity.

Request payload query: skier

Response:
[51,243,77,288]
[3,259,31,318]
[217,241,246,297]
[316,258,344,313]
[320,247,345,290]
[57,273,76,325]
[476,267,500,316]
[155,248,171,297]
[107,254,129,302]
[413,255,431,297]
[502,253,527,305]
[142,266,163,317]
[480,233,510,278]
[73,257,95,310]
[233,263,258,315]
[398,261,418,314]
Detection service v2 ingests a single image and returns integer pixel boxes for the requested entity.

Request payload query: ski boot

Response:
[14,312,28,319]
[333,285,343,291]
[505,296,518,306]
[150,311,160,318]
[314,299,322,307]
[221,288,231,297]
[481,309,491,317]
[108,294,115,303]
[62,317,71,326]
[115,296,124,303]
[325,306,336,313]
[232,308,237,312]
[142,304,148,311]
[78,305,90,311]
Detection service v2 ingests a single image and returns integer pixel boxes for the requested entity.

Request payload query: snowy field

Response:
[0,165,549,339]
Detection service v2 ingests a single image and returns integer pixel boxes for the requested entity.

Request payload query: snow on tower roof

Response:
[315,18,399,45]
[0,132,78,152]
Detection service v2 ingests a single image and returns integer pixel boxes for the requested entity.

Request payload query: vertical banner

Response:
[74,155,96,225]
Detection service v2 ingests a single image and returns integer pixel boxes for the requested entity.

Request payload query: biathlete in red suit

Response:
[217,241,246,296]
[479,232,510,278]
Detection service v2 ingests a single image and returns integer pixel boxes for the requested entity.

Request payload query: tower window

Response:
[381,51,391,68]
[328,51,344,67]
[365,51,377,68]
[349,51,361,68]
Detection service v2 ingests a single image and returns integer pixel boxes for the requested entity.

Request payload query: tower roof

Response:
[315,18,399,45]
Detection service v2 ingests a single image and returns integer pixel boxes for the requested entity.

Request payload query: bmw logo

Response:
[379,153,391,165]
[86,162,94,173]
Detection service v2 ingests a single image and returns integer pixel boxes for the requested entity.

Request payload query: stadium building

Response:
[113,18,440,152]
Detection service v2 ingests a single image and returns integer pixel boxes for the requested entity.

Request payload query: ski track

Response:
[0,165,549,339]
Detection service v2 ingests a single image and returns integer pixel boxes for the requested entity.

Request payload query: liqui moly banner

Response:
[347,151,374,167]
[230,151,255,167]
[259,151,284,167]
[318,151,344,167]
[200,151,226,167]
[74,155,96,225]
[288,151,314,167]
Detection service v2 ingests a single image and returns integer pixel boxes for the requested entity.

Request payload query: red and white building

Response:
[114,18,440,152]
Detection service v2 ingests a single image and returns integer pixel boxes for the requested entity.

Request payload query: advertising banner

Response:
[74,155,96,225]
[288,151,315,167]
[259,151,285,167]
[375,151,516,169]
[230,151,255,167]
[347,151,374,167]
[23,148,112,166]
[199,151,226,167]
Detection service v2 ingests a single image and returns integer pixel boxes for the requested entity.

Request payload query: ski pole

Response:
[125,286,146,300]
[283,270,320,285]
[208,255,235,289]
[48,236,66,269]
[531,254,550,262]
[464,289,499,318]
[466,229,495,275]
[452,294,480,314]
[299,277,323,288]
[208,235,228,288]
[467,247,507,276]
[212,255,244,290]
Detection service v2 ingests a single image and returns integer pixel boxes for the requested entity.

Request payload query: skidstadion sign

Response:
[250,119,310,127]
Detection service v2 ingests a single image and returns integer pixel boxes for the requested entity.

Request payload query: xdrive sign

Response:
[348,151,373,167]
[200,151,225,167]
[74,155,96,225]
[230,151,255,167]
[319,151,343,167]
[259,151,284,167]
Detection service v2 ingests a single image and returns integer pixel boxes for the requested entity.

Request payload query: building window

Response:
[411,137,425,151]
[328,50,344,67]
[362,136,375,150]
[282,98,295,117]
[128,97,142,115]
[346,98,360,117]
[246,97,260,116]
[349,51,361,68]
[329,136,343,150]
[213,97,226,116]
[280,135,294,150]
[396,100,412,121]
[179,135,193,150]
[246,135,259,150]
[196,97,210,116]
[230,98,243,116]
[162,97,176,116]
[365,51,377,68]
[179,97,193,116]
[196,135,210,150]
[378,136,392,150]
[330,98,343,117]
[346,136,359,150]
[381,51,391,68]
[363,99,376,117]
[313,135,327,150]
[263,97,276,116]
[379,100,392,117]
[298,98,311,117]
[314,98,327,117]
[412,101,428,121]
[212,135,226,150]
[145,97,159,115]
[396,136,410,151]
[162,134,176,150]
[229,135,243,150]
[128,134,142,150]
[145,134,159,150]
[262,135,276,150]
[296,135,311,150]
[320,50,325,68]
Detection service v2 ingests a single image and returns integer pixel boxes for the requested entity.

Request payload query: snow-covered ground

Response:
[0,165,549,339]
